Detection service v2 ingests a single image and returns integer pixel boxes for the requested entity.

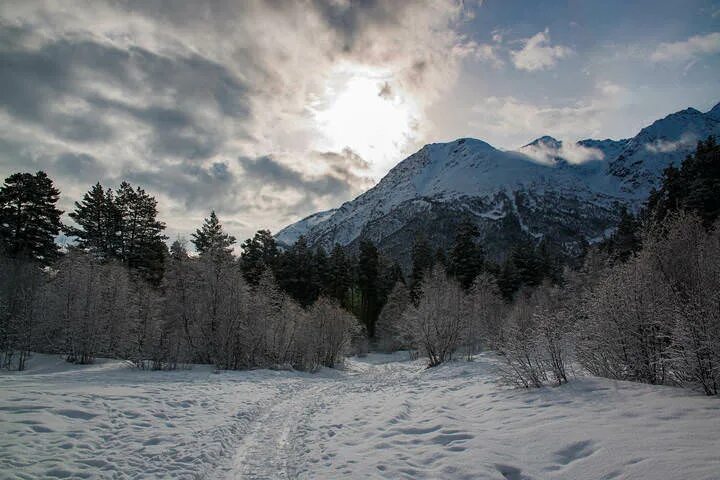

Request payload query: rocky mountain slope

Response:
[277,102,720,265]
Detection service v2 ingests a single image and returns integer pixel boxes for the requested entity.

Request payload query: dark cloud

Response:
[54,153,107,182]
[239,151,370,200]
[0,29,250,154]
[123,160,240,213]
[0,0,468,238]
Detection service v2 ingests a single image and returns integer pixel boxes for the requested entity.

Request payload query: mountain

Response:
[277,102,720,266]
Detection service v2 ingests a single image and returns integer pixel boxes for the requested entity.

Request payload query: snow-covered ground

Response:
[1,353,719,480]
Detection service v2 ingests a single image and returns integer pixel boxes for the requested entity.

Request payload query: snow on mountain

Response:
[276,208,337,246]
[276,103,720,262]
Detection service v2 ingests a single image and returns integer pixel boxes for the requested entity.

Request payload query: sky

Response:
[0,0,718,243]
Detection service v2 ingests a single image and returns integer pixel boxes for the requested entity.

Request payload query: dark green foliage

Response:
[274,236,319,307]
[0,171,62,264]
[115,182,168,284]
[646,135,720,227]
[600,205,642,262]
[66,183,121,260]
[68,181,168,284]
[193,211,236,260]
[409,235,434,300]
[239,229,277,285]
[326,244,353,307]
[448,218,484,290]
[357,240,380,336]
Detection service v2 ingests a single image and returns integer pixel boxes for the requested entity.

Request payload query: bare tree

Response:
[399,266,469,367]
[375,282,411,352]
[465,273,505,358]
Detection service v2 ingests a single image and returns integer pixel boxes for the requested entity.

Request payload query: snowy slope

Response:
[2,353,719,479]
[276,103,720,258]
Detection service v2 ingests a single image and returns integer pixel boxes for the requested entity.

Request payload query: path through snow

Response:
[1,353,719,479]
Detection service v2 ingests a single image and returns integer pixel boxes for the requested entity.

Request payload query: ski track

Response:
[1,353,720,480]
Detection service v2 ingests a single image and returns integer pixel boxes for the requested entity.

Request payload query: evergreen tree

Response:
[169,238,189,260]
[357,239,380,336]
[601,205,641,262]
[66,183,121,260]
[192,211,236,259]
[275,236,318,306]
[239,229,278,285]
[314,246,330,297]
[409,235,434,301]
[511,241,544,289]
[448,219,484,290]
[0,171,62,264]
[327,244,353,307]
[496,256,519,301]
[646,135,720,227]
[115,182,168,284]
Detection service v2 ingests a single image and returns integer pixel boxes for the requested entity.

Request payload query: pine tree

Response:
[66,183,121,260]
[239,229,278,285]
[192,211,236,259]
[448,219,484,290]
[327,244,353,307]
[602,205,641,262]
[0,171,62,264]
[409,235,434,301]
[645,135,720,227]
[115,182,168,284]
[169,238,188,260]
[275,236,318,306]
[511,241,544,289]
[357,239,380,336]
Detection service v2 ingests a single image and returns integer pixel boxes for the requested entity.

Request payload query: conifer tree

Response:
[409,235,434,301]
[327,244,353,306]
[192,211,236,259]
[239,229,278,285]
[0,171,62,264]
[448,219,484,290]
[66,183,121,260]
[115,182,168,284]
[357,239,380,336]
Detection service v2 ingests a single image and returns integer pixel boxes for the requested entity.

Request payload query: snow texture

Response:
[2,353,719,479]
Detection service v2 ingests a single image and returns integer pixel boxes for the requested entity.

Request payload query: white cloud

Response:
[650,32,720,62]
[0,0,475,239]
[470,82,628,148]
[520,140,604,165]
[510,28,572,71]
[644,132,698,153]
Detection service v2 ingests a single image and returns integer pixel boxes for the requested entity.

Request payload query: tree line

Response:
[3,136,717,396]
[374,136,720,395]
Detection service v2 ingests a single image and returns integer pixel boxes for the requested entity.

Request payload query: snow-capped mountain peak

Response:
[276,102,720,264]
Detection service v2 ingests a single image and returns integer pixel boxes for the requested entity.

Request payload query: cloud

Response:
[0,0,473,239]
[470,82,628,148]
[510,28,572,71]
[650,32,720,62]
[520,139,604,165]
[644,132,698,153]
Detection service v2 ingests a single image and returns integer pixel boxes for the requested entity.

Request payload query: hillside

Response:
[277,103,720,264]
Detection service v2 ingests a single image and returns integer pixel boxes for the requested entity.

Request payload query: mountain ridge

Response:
[277,102,720,265]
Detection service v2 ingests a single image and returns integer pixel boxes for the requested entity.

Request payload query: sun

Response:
[312,65,419,178]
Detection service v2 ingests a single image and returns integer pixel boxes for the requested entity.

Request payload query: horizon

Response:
[1,0,719,241]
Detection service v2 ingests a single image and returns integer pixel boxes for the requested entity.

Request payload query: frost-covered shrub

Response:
[301,297,360,370]
[464,273,505,358]
[400,267,469,367]
[375,282,411,353]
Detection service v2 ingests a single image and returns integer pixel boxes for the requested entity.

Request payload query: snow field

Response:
[1,353,719,479]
